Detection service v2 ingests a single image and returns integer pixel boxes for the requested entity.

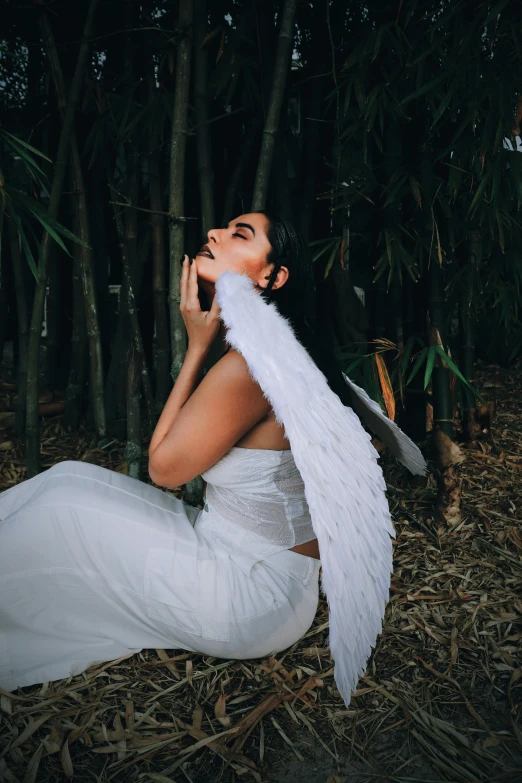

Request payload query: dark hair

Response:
[257,211,351,406]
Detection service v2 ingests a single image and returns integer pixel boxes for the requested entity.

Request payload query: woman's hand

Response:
[180,255,221,355]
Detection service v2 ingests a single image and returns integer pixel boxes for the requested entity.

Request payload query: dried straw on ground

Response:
[0,364,521,782]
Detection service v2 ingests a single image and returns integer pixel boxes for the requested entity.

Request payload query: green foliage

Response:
[0,131,85,280]
[333,1,522,359]
[338,334,483,418]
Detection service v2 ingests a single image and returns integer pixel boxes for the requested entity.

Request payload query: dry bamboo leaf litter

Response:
[0,364,522,782]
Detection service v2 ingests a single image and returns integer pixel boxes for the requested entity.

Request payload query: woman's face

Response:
[194,212,288,293]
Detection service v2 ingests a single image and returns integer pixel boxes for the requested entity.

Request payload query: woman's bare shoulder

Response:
[148,348,270,487]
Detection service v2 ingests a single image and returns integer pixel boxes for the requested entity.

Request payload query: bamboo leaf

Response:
[434,346,484,400]
[0,129,53,162]
[374,353,395,420]
[432,77,459,126]
[310,237,341,264]
[323,239,342,279]
[409,176,422,208]
[406,347,428,385]
[482,0,510,26]
[399,72,447,106]
[4,140,48,179]
[399,336,424,378]
[434,221,443,265]
[32,212,70,254]
[468,174,490,214]
[423,346,437,389]
[15,192,86,247]
[201,25,223,47]
[11,213,39,280]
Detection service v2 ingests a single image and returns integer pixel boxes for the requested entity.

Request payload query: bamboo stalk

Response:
[63,214,87,431]
[26,0,101,476]
[460,231,480,441]
[71,135,107,439]
[7,220,29,435]
[148,81,170,413]
[251,0,299,211]
[0,206,5,369]
[169,0,206,506]
[122,140,143,446]
[168,0,193,382]
[401,273,428,441]
[298,79,322,243]
[194,0,215,238]
[125,341,142,479]
[109,181,155,428]
[222,130,256,225]
[45,234,59,388]
[429,257,464,526]
[429,259,452,439]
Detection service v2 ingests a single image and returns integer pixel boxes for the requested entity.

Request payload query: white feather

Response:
[215,271,425,706]
[343,375,427,476]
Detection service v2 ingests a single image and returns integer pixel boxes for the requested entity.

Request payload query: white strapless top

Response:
[197,447,316,560]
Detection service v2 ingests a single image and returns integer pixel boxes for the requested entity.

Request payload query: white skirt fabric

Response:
[0,461,320,692]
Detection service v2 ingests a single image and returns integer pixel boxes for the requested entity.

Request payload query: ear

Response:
[271,266,289,291]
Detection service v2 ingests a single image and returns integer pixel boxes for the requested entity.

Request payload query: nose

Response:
[207,227,220,244]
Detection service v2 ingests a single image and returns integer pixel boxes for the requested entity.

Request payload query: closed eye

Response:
[233,232,247,240]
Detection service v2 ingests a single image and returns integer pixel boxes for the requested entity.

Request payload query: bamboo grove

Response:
[0,0,521,522]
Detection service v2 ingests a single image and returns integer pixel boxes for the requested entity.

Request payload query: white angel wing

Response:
[343,375,427,476]
[215,271,411,706]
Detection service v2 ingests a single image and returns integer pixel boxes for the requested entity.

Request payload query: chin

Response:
[195,255,218,284]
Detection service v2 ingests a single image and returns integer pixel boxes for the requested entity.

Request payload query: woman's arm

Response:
[148,345,208,457]
[148,256,270,488]
[148,349,270,487]
[149,255,220,466]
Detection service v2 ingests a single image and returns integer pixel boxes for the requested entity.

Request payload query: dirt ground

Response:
[1,354,521,783]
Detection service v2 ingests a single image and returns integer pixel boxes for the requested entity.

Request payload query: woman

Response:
[0,212,328,693]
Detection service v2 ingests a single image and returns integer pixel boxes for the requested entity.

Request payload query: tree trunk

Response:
[429,260,453,439]
[0,208,5,369]
[251,0,299,211]
[168,0,193,383]
[149,119,171,414]
[194,0,215,238]
[459,291,478,440]
[45,239,59,389]
[274,135,293,221]
[71,135,107,440]
[121,141,142,449]
[459,230,489,441]
[63,214,87,431]
[222,130,256,225]
[298,78,322,243]
[429,258,463,526]
[124,341,142,479]
[400,272,428,442]
[109,183,155,431]
[26,0,101,476]
[327,259,369,348]
[8,220,29,435]
[169,0,205,506]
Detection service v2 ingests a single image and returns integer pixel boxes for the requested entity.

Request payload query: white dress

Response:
[0,449,320,692]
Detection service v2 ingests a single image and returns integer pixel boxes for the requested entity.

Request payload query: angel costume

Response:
[0,271,426,705]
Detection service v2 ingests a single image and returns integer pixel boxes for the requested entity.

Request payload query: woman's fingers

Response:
[187,256,200,309]
[180,255,189,310]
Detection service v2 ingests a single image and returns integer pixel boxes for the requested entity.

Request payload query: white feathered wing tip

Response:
[343,375,427,476]
[215,271,419,706]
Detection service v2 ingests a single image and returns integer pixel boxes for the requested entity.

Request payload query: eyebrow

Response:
[229,221,256,237]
